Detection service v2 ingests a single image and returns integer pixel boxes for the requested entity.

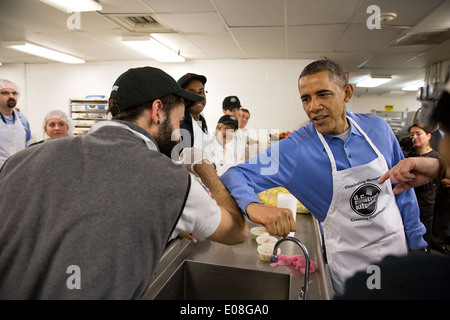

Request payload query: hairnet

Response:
[43,109,75,137]
[0,79,20,93]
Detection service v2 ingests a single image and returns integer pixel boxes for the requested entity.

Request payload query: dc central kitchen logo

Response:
[350,184,381,216]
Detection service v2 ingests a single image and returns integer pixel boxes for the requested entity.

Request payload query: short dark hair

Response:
[109,94,184,122]
[299,59,347,88]
[408,122,432,135]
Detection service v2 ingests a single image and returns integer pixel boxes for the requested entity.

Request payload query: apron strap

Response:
[315,116,384,172]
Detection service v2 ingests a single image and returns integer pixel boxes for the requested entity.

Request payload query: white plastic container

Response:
[257,244,281,262]
[256,235,278,247]
[277,193,297,237]
[251,227,269,240]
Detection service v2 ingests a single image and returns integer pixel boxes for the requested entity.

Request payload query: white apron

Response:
[317,117,408,295]
[192,115,212,154]
[0,113,26,167]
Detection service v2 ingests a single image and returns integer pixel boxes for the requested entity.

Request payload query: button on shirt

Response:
[221,112,426,250]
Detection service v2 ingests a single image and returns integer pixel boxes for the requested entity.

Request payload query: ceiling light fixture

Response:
[356,76,392,88]
[39,0,102,13]
[402,80,425,91]
[122,36,185,63]
[3,41,85,64]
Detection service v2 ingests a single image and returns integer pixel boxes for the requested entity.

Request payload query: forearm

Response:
[194,163,245,227]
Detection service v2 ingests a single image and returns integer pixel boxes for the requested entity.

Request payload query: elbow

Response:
[237,223,250,244]
[225,222,249,245]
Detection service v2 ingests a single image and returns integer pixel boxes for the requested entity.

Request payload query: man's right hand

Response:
[378,157,440,194]
[246,202,296,238]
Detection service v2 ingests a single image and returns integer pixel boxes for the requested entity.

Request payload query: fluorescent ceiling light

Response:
[40,0,101,13]
[122,36,185,63]
[356,76,392,88]
[4,41,85,64]
[402,80,425,91]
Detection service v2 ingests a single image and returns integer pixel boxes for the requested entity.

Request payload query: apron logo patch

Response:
[350,183,381,216]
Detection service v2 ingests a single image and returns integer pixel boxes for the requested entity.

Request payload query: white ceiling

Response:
[0,0,449,95]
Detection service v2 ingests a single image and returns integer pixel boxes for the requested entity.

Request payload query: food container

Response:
[256,235,278,247]
[257,244,281,262]
[251,227,269,240]
[257,187,308,213]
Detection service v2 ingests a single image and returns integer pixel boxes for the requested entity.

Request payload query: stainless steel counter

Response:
[142,212,333,300]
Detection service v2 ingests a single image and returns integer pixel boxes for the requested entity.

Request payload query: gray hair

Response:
[299,60,347,88]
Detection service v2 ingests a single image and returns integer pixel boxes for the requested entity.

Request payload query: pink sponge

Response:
[270,254,316,274]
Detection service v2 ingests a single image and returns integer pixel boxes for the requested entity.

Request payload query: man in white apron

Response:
[221,60,427,295]
[0,79,30,168]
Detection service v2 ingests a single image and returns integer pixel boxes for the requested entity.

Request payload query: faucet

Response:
[270,236,310,300]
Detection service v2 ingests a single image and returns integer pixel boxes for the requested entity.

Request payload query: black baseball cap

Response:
[217,115,239,130]
[109,67,204,117]
[177,73,207,88]
[222,96,241,111]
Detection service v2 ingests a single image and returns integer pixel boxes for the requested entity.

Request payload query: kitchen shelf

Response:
[70,99,110,135]
[373,110,405,135]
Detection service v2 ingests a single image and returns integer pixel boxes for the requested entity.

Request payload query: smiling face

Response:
[299,71,353,135]
[183,79,206,116]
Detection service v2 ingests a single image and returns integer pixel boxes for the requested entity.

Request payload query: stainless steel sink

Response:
[153,260,290,300]
[142,214,333,300]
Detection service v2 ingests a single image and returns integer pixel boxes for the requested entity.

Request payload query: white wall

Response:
[0,59,421,142]
[349,93,421,115]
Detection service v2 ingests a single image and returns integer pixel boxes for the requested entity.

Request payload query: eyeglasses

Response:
[188,90,208,96]
[0,91,19,96]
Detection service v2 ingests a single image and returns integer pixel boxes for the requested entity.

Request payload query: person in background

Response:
[238,108,259,160]
[0,66,248,299]
[177,73,212,155]
[29,109,74,146]
[211,115,243,176]
[222,96,244,162]
[222,95,241,119]
[221,59,426,295]
[0,79,31,168]
[407,123,440,251]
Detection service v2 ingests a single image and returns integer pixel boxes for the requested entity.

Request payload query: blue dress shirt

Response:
[221,112,427,250]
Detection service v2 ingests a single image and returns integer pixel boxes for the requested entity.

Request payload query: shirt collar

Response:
[319,113,363,144]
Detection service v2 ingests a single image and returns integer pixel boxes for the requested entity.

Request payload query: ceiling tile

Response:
[288,25,347,53]
[157,12,227,33]
[214,0,285,27]
[335,24,406,52]
[287,0,360,25]
[327,52,376,71]
[362,52,422,69]
[231,27,285,58]
[350,0,443,26]
[185,33,245,58]
[141,0,215,13]
[97,0,156,14]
